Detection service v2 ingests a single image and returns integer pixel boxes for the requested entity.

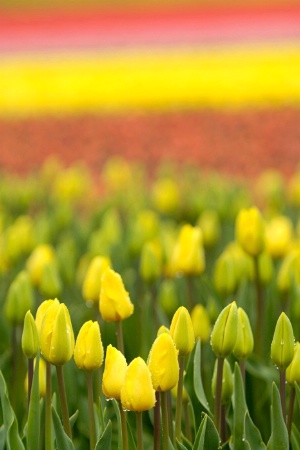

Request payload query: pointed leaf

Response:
[112,399,122,450]
[69,410,78,429]
[231,363,248,450]
[168,436,175,449]
[0,424,6,450]
[27,355,41,450]
[294,382,300,411]
[193,414,220,450]
[266,383,289,450]
[193,341,210,412]
[0,371,25,450]
[244,411,266,450]
[95,420,112,450]
[291,424,300,450]
[51,406,75,450]
[176,440,189,449]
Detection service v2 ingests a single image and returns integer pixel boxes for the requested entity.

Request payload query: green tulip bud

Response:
[233,307,254,361]
[5,271,35,326]
[210,301,238,359]
[158,279,179,317]
[271,312,294,371]
[170,306,195,356]
[40,260,62,298]
[22,310,39,359]
[214,251,238,297]
[191,304,211,343]
[286,342,300,385]
[211,358,233,405]
[139,240,162,283]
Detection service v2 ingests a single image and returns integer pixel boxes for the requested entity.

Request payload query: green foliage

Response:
[267,384,289,450]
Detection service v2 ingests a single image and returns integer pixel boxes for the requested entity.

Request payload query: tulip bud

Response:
[265,216,293,259]
[151,177,180,216]
[121,357,156,412]
[25,357,47,398]
[170,306,195,356]
[158,279,179,317]
[5,270,34,326]
[286,342,300,385]
[39,301,75,366]
[74,321,104,371]
[99,269,134,322]
[277,249,300,294]
[148,333,179,392]
[197,209,221,248]
[235,207,265,257]
[40,260,62,298]
[271,312,294,371]
[211,359,233,405]
[26,244,56,287]
[191,304,211,343]
[102,345,127,400]
[35,298,59,335]
[22,310,39,359]
[233,307,254,361]
[139,240,162,283]
[171,224,205,276]
[210,301,238,359]
[82,256,111,304]
[157,325,170,336]
[213,251,238,297]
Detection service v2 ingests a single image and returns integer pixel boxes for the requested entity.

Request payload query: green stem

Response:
[214,357,224,434]
[119,401,129,450]
[254,256,263,355]
[186,276,194,311]
[45,361,52,450]
[287,385,295,438]
[28,358,34,410]
[161,392,169,450]
[183,401,192,443]
[239,360,245,385]
[87,371,96,450]
[220,404,227,444]
[175,355,185,442]
[167,390,174,444]
[56,365,72,439]
[136,411,144,450]
[280,369,287,422]
[153,392,161,450]
[116,320,124,355]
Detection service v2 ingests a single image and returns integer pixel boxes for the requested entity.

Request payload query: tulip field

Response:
[1,155,300,450]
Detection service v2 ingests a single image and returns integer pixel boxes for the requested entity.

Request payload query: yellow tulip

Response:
[171,224,205,276]
[265,215,293,259]
[121,357,156,412]
[102,345,128,400]
[26,244,56,287]
[148,333,179,392]
[233,307,254,361]
[39,301,75,366]
[82,256,111,304]
[74,321,104,371]
[35,298,59,335]
[22,310,39,359]
[210,301,238,359]
[99,269,134,322]
[191,304,211,343]
[235,207,265,257]
[170,306,195,356]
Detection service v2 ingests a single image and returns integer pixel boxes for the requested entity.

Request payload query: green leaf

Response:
[95,420,112,450]
[0,370,25,450]
[0,424,6,450]
[231,363,248,450]
[266,383,289,450]
[294,382,300,412]
[111,399,122,450]
[27,355,41,450]
[176,440,189,449]
[291,424,300,450]
[193,414,221,450]
[51,405,75,450]
[244,411,266,450]
[193,341,210,413]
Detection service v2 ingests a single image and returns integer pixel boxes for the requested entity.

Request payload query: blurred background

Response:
[0,0,300,180]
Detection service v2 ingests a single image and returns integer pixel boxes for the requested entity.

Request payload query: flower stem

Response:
[116,320,124,355]
[254,256,263,355]
[136,411,144,450]
[167,390,174,443]
[175,355,185,442]
[287,385,295,438]
[280,369,287,422]
[119,401,129,450]
[161,391,169,450]
[87,371,96,450]
[45,361,52,450]
[220,404,227,444]
[27,358,34,410]
[183,401,192,442]
[56,365,72,439]
[239,360,245,385]
[214,357,224,434]
[153,392,161,450]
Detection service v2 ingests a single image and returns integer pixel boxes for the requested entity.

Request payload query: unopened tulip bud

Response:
[26,244,55,287]
[170,306,195,356]
[139,240,162,283]
[213,251,238,296]
[271,312,294,371]
[277,250,300,294]
[157,325,170,336]
[265,216,293,259]
[82,256,111,304]
[25,357,47,397]
[286,342,300,385]
[148,333,179,392]
[235,207,265,257]
[211,359,233,405]
[151,177,180,216]
[121,357,156,412]
[40,260,62,298]
[22,310,39,359]
[233,308,254,361]
[5,270,34,326]
[99,269,134,322]
[171,224,205,276]
[39,301,74,366]
[102,345,127,400]
[210,301,238,359]
[191,304,211,343]
[197,209,221,248]
[158,279,179,317]
[74,321,104,371]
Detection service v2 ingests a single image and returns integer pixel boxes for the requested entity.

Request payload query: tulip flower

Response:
[233,307,254,362]
[197,209,221,248]
[171,224,205,276]
[102,345,128,400]
[286,342,300,437]
[148,333,179,392]
[74,321,104,371]
[151,177,180,216]
[235,207,265,257]
[22,310,39,360]
[82,256,111,305]
[191,304,211,344]
[5,270,34,326]
[99,269,134,323]
[26,244,56,288]
[265,215,293,259]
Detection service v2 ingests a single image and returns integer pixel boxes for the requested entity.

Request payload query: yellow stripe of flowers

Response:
[0,43,300,116]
